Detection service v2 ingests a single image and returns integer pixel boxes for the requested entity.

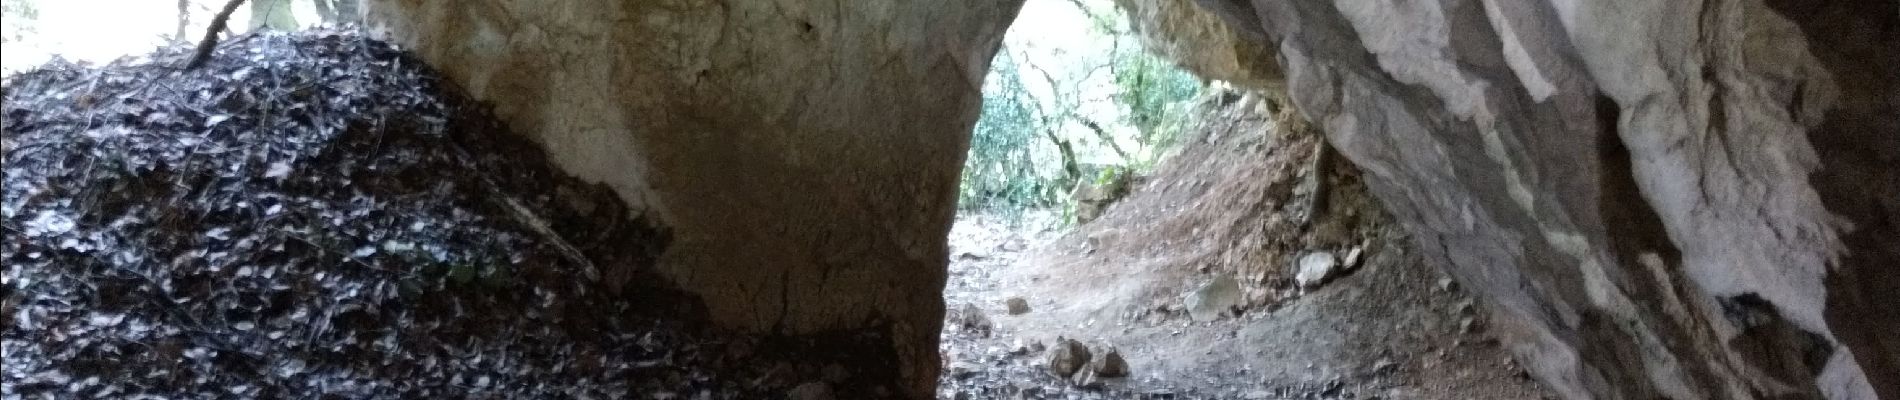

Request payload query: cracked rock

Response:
[1185,274,1244,322]
[1092,346,1129,378]
[1045,337,1093,379]
[1006,297,1032,315]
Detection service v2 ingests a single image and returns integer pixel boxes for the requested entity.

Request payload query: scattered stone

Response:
[1436,277,1458,292]
[1071,174,1131,223]
[1341,245,1365,269]
[1453,299,1477,316]
[1005,297,1032,315]
[1371,358,1399,374]
[1295,251,1340,289]
[1045,337,1093,379]
[1186,274,1245,322]
[1076,369,1107,390]
[1092,346,1129,378]
[786,381,835,400]
[947,361,981,380]
[1008,337,1040,356]
[956,303,993,335]
[998,235,1028,252]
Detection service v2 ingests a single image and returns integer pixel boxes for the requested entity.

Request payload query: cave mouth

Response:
[932,0,1550,398]
[3,1,1555,398]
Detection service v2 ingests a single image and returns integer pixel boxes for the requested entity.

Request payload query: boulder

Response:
[1185,274,1244,322]
[1092,346,1130,378]
[1005,297,1032,315]
[1045,337,1093,380]
[1293,251,1339,289]
[955,303,994,336]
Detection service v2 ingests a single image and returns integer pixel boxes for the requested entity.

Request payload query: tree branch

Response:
[184,0,249,71]
[1076,117,1131,163]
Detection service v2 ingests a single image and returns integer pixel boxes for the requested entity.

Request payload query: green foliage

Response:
[1111,46,1202,167]
[1093,164,1124,186]
[960,49,1058,212]
[1,0,37,45]
[959,0,1204,220]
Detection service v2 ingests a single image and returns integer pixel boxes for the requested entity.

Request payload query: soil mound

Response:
[2,30,889,398]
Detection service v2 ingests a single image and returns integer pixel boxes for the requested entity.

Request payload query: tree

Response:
[249,0,298,31]
[1,0,37,46]
[962,48,1061,211]
[957,0,1203,213]
[312,0,360,25]
[1110,46,1201,164]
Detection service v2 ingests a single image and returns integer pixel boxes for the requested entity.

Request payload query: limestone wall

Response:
[360,0,1024,396]
[1174,0,1898,398]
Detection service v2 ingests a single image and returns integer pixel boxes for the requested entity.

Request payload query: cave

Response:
[2,0,1895,399]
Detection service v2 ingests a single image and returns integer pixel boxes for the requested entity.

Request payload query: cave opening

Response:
[14,0,1892,398]
[932,0,1548,398]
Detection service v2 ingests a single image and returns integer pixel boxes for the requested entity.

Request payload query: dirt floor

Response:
[936,95,1556,399]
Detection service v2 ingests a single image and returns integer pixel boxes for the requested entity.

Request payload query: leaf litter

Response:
[3,28,898,399]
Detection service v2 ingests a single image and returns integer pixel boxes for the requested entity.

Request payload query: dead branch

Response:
[1076,117,1132,163]
[185,0,250,70]
[451,144,604,282]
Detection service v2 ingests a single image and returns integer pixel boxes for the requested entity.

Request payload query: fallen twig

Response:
[452,144,603,282]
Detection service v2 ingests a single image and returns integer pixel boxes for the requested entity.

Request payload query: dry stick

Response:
[450,145,603,282]
[494,190,603,282]
[185,0,250,70]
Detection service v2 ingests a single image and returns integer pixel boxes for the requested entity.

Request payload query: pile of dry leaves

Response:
[2,29,891,399]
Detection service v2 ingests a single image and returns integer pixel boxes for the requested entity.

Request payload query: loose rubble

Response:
[1092,347,1129,378]
[1045,337,1093,380]
[1185,274,1244,321]
[1295,251,1340,289]
[1006,297,1032,315]
[955,303,994,336]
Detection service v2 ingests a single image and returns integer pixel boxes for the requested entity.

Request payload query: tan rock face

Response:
[359,0,1023,396]
[1110,0,1281,92]
[1174,0,1898,398]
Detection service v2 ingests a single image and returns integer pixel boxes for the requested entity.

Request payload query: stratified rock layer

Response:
[359,0,1021,396]
[1170,0,1898,398]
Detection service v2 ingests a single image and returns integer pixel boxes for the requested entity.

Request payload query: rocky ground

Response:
[936,95,1556,400]
[2,30,896,399]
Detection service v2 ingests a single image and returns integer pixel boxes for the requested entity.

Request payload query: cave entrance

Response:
[936,0,1550,398]
[939,0,1223,395]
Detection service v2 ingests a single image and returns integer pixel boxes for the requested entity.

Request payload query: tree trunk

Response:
[1077,117,1131,164]
[175,0,190,43]
[247,0,297,31]
[1041,129,1081,188]
[311,0,334,24]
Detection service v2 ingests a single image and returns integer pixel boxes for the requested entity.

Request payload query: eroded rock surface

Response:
[359,0,1023,396]
[1167,0,1899,399]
